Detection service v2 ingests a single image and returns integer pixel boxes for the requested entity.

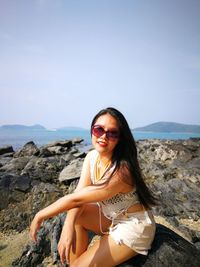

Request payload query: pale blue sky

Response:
[0,0,200,129]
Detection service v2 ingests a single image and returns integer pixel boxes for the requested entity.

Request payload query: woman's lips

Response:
[97,140,107,147]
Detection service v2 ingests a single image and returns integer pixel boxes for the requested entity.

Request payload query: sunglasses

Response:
[92,125,120,141]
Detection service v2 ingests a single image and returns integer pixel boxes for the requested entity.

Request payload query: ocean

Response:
[0,129,200,151]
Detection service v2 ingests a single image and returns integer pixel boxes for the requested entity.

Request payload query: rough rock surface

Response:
[0,145,14,155]
[0,138,200,266]
[12,218,200,267]
[58,158,84,182]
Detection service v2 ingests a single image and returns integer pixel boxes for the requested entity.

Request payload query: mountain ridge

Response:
[0,124,87,132]
[134,121,200,133]
[0,124,46,131]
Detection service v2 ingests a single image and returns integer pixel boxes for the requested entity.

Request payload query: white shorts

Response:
[109,210,156,255]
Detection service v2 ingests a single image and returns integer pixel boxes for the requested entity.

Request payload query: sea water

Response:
[0,129,200,150]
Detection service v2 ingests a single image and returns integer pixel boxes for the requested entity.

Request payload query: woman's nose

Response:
[101,132,107,139]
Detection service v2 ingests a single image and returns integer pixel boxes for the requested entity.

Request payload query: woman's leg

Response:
[69,203,111,263]
[70,233,138,267]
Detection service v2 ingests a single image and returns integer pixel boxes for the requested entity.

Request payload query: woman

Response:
[30,107,156,267]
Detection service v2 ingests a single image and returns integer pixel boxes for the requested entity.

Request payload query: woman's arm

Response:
[31,173,124,229]
[30,151,92,242]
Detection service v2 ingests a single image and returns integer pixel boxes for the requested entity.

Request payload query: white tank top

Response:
[89,150,140,220]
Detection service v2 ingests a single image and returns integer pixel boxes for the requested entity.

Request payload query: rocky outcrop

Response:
[0,139,84,232]
[137,139,200,244]
[0,138,200,266]
[120,224,200,267]
[58,158,84,182]
[13,141,39,157]
[0,146,14,155]
[0,145,14,155]
[12,219,200,267]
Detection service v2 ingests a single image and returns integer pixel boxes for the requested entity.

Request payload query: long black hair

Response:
[91,107,157,208]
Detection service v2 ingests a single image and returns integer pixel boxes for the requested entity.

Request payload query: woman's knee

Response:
[75,204,96,223]
[75,204,89,226]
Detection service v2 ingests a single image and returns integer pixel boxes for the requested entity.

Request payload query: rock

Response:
[0,138,199,266]
[14,141,39,157]
[21,156,63,182]
[0,174,31,210]
[47,146,65,155]
[38,147,54,157]
[12,214,65,267]
[0,145,14,155]
[12,220,52,266]
[72,138,84,144]
[38,141,75,157]
[0,155,15,170]
[0,182,63,232]
[118,224,200,267]
[73,151,86,158]
[154,145,178,162]
[153,177,200,222]
[13,175,31,192]
[12,222,200,267]
[60,153,75,163]
[0,173,14,209]
[58,158,84,183]
[45,140,73,149]
[0,156,30,175]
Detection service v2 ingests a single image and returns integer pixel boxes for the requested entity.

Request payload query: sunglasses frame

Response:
[92,125,120,141]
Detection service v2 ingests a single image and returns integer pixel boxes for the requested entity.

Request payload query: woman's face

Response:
[91,113,120,156]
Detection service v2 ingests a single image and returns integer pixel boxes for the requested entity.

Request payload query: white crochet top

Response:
[89,150,140,220]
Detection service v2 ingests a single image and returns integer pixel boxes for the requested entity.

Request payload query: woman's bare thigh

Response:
[76,203,111,234]
[71,234,137,267]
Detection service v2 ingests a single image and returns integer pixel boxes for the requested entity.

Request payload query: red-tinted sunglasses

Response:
[92,125,120,141]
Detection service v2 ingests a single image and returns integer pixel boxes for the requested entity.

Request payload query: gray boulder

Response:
[21,156,63,183]
[0,145,14,155]
[0,156,30,175]
[0,173,31,210]
[45,140,73,149]
[58,158,84,183]
[14,141,39,158]
[119,224,200,267]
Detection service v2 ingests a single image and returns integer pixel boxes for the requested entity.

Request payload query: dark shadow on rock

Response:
[0,244,7,251]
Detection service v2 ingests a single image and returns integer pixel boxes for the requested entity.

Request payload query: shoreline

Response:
[1,132,200,151]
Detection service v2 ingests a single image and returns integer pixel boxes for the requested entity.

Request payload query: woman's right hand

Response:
[29,212,43,243]
[57,222,76,265]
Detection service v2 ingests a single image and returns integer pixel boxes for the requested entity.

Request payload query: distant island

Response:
[0,124,87,132]
[0,124,46,131]
[1,122,200,134]
[134,122,200,134]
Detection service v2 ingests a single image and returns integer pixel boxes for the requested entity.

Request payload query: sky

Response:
[0,0,200,129]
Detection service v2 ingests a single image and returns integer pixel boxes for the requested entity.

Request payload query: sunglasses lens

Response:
[107,131,120,140]
[92,126,104,137]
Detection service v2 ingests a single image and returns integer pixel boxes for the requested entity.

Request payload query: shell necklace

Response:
[94,155,112,183]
